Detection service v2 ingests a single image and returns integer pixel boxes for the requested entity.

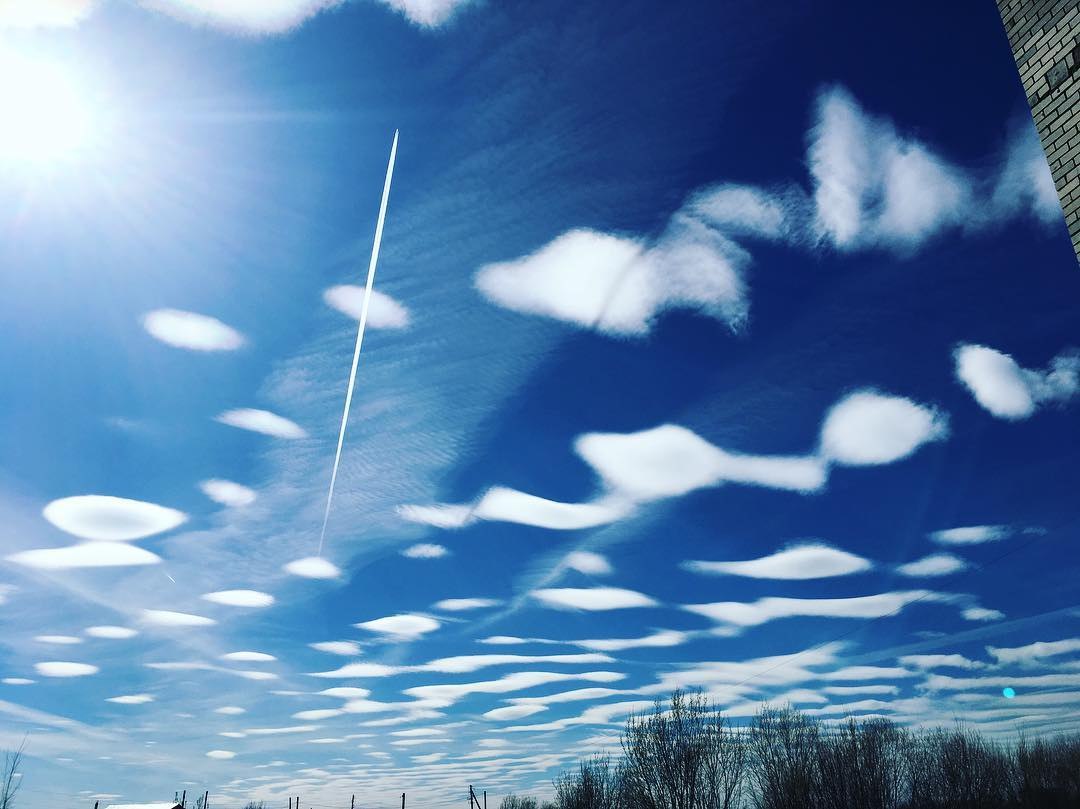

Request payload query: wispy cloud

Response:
[563,551,613,575]
[141,609,217,627]
[432,598,500,612]
[402,543,449,559]
[954,344,1078,420]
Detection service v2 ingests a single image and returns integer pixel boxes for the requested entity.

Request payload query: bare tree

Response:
[748,706,819,809]
[500,796,539,809]
[622,689,746,809]
[814,718,909,809]
[553,755,625,809]
[0,743,25,809]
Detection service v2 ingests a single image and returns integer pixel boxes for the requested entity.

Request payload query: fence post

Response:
[351,795,355,809]
[204,790,209,809]
[181,789,186,808]
[484,791,487,809]
[402,792,406,809]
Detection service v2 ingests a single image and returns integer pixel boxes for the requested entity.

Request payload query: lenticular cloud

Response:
[8,542,162,570]
[283,556,342,579]
[35,661,99,677]
[216,408,307,439]
[199,479,257,507]
[202,590,275,608]
[142,308,246,351]
[324,286,411,329]
[684,543,872,580]
[43,495,187,541]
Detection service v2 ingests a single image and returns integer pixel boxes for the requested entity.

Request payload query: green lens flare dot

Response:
[1002,687,1016,699]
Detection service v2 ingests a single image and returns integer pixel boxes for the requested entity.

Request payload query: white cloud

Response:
[423,653,613,674]
[402,543,449,559]
[819,391,948,465]
[221,651,276,662]
[216,408,307,439]
[1,678,34,685]
[323,286,411,329]
[504,699,655,733]
[139,0,343,34]
[564,551,612,575]
[214,706,246,715]
[398,504,473,529]
[685,184,790,240]
[930,525,1010,545]
[310,641,361,656]
[573,630,687,652]
[34,635,82,645]
[484,704,546,721]
[244,725,319,736]
[319,687,371,698]
[199,479,257,508]
[201,590,275,608]
[84,626,138,639]
[531,587,658,611]
[107,694,154,705]
[896,553,967,577]
[577,424,825,500]
[205,749,236,760]
[954,344,1078,420]
[433,598,500,612]
[283,556,341,579]
[403,670,624,704]
[376,0,475,27]
[309,652,614,678]
[684,591,942,628]
[684,543,871,580]
[294,708,343,721]
[8,542,162,570]
[142,308,245,351]
[963,606,1004,622]
[474,488,633,530]
[356,614,441,639]
[898,654,985,670]
[991,124,1062,226]
[921,672,1080,692]
[142,609,217,627]
[808,86,971,250]
[986,639,1080,666]
[0,0,95,27]
[474,226,747,337]
[35,661,99,677]
[42,495,187,541]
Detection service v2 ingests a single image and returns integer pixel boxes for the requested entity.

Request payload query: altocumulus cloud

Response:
[142,309,245,351]
[283,556,342,579]
[201,590,275,608]
[35,661,99,677]
[356,614,441,638]
[953,343,1078,420]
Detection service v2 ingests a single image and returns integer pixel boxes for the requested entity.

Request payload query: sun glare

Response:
[0,49,94,166]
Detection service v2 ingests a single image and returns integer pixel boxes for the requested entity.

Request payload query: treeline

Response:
[499,690,1080,809]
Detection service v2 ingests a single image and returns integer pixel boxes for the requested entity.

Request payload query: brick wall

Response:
[997,0,1080,263]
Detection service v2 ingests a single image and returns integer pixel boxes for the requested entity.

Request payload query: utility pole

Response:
[401,792,406,809]
[181,789,186,808]
[351,795,355,809]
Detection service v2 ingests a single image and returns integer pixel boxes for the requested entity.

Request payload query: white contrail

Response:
[317,130,399,557]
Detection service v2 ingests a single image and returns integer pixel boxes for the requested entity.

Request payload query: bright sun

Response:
[0,49,94,166]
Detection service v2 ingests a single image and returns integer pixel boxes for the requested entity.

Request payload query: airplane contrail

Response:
[317,130,399,557]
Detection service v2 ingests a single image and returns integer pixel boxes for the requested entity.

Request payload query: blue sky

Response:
[1,0,1079,806]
